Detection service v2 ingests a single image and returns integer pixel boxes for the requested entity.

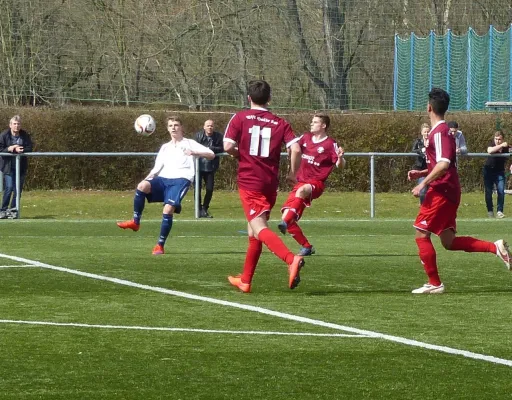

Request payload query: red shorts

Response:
[238,189,277,221]
[280,181,325,219]
[413,189,459,235]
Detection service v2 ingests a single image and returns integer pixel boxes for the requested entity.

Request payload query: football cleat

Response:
[494,239,511,270]
[277,221,288,235]
[152,244,165,255]
[288,255,305,289]
[117,219,140,231]
[228,275,251,293]
[411,283,445,294]
[298,246,315,256]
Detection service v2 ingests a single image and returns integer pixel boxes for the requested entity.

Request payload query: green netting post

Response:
[393,33,398,110]
[509,24,512,101]
[429,30,434,90]
[467,28,472,110]
[488,25,493,101]
[446,29,451,95]
[409,33,415,110]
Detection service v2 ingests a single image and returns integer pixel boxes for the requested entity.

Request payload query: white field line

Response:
[0,264,38,268]
[1,253,511,368]
[0,319,366,338]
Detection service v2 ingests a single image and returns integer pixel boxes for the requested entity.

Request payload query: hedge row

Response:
[1,107,510,192]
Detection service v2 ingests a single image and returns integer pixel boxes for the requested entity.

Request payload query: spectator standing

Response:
[195,119,224,218]
[0,115,33,218]
[483,130,510,218]
[411,123,430,204]
[447,121,468,156]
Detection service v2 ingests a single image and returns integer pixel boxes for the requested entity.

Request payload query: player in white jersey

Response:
[117,116,214,255]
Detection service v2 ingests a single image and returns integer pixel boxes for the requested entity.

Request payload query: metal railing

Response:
[1,152,510,219]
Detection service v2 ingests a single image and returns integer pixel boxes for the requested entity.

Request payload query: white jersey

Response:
[148,138,214,182]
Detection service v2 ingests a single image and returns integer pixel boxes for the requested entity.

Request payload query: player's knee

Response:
[137,181,151,193]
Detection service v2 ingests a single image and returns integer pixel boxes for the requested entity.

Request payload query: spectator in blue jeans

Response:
[0,115,33,218]
[483,130,509,218]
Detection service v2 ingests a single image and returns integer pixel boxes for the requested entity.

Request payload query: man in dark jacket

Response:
[411,123,430,205]
[195,119,223,217]
[0,115,33,217]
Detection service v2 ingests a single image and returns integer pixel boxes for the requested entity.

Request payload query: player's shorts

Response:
[413,188,459,236]
[146,177,191,214]
[238,188,277,221]
[280,181,325,219]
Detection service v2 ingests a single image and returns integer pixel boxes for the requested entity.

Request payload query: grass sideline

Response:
[12,189,504,220]
[1,190,511,399]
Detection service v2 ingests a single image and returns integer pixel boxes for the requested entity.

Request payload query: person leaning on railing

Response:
[483,130,510,219]
[0,115,33,219]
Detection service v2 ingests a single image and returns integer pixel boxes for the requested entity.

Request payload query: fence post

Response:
[15,155,21,219]
[370,154,375,219]
[195,157,200,219]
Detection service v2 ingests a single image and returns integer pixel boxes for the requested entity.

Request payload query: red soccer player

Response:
[407,88,511,294]
[277,114,345,255]
[223,80,304,293]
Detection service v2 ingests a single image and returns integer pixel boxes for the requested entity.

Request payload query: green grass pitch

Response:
[0,190,511,399]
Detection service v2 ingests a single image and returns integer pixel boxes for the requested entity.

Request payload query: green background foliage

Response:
[1,108,510,191]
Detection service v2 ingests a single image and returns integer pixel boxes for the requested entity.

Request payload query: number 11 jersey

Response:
[224,108,299,193]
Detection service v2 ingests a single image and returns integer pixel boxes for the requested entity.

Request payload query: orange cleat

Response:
[152,244,165,255]
[228,275,251,293]
[288,255,305,289]
[117,219,140,231]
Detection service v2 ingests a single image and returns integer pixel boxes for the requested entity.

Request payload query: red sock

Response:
[241,236,262,284]
[450,237,496,253]
[258,228,295,265]
[283,198,306,225]
[415,237,441,286]
[286,222,311,248]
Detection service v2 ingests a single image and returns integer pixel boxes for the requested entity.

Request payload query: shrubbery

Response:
[0,107,509,192]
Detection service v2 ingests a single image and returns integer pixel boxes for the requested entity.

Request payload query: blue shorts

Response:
[146,177,191,214]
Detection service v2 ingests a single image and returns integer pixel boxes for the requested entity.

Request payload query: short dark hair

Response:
[428,88,450,116]
[314,113,330,130]
[166,115,182,125]
[447,121,459,129]
[248,80,271,106]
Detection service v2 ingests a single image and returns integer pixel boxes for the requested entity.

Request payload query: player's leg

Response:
[413,228,444,293]
[228,222,261,293]
[253,216,304,289]
[153,178,190,255]
[117,179,154,231]
[443,229,510,270]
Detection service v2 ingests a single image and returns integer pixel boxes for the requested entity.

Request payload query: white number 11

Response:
[249,126,271,157]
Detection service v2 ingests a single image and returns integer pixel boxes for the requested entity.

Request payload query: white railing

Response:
[1,152,510,219]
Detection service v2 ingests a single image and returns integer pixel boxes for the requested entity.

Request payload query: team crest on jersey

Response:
[317,146,325,154]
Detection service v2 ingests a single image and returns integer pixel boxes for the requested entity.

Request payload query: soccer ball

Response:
[134,114,156,136]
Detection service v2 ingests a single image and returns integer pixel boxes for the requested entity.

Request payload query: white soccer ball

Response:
[134,114,156,136]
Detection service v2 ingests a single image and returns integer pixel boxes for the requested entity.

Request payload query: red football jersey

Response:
[425,120,461,204]
[224,108,298,192]
[296,133,339,183]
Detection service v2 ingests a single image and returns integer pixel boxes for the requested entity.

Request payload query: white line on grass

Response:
[0,264,38,268]
[0,319,367,338]
[1,252,511,368]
